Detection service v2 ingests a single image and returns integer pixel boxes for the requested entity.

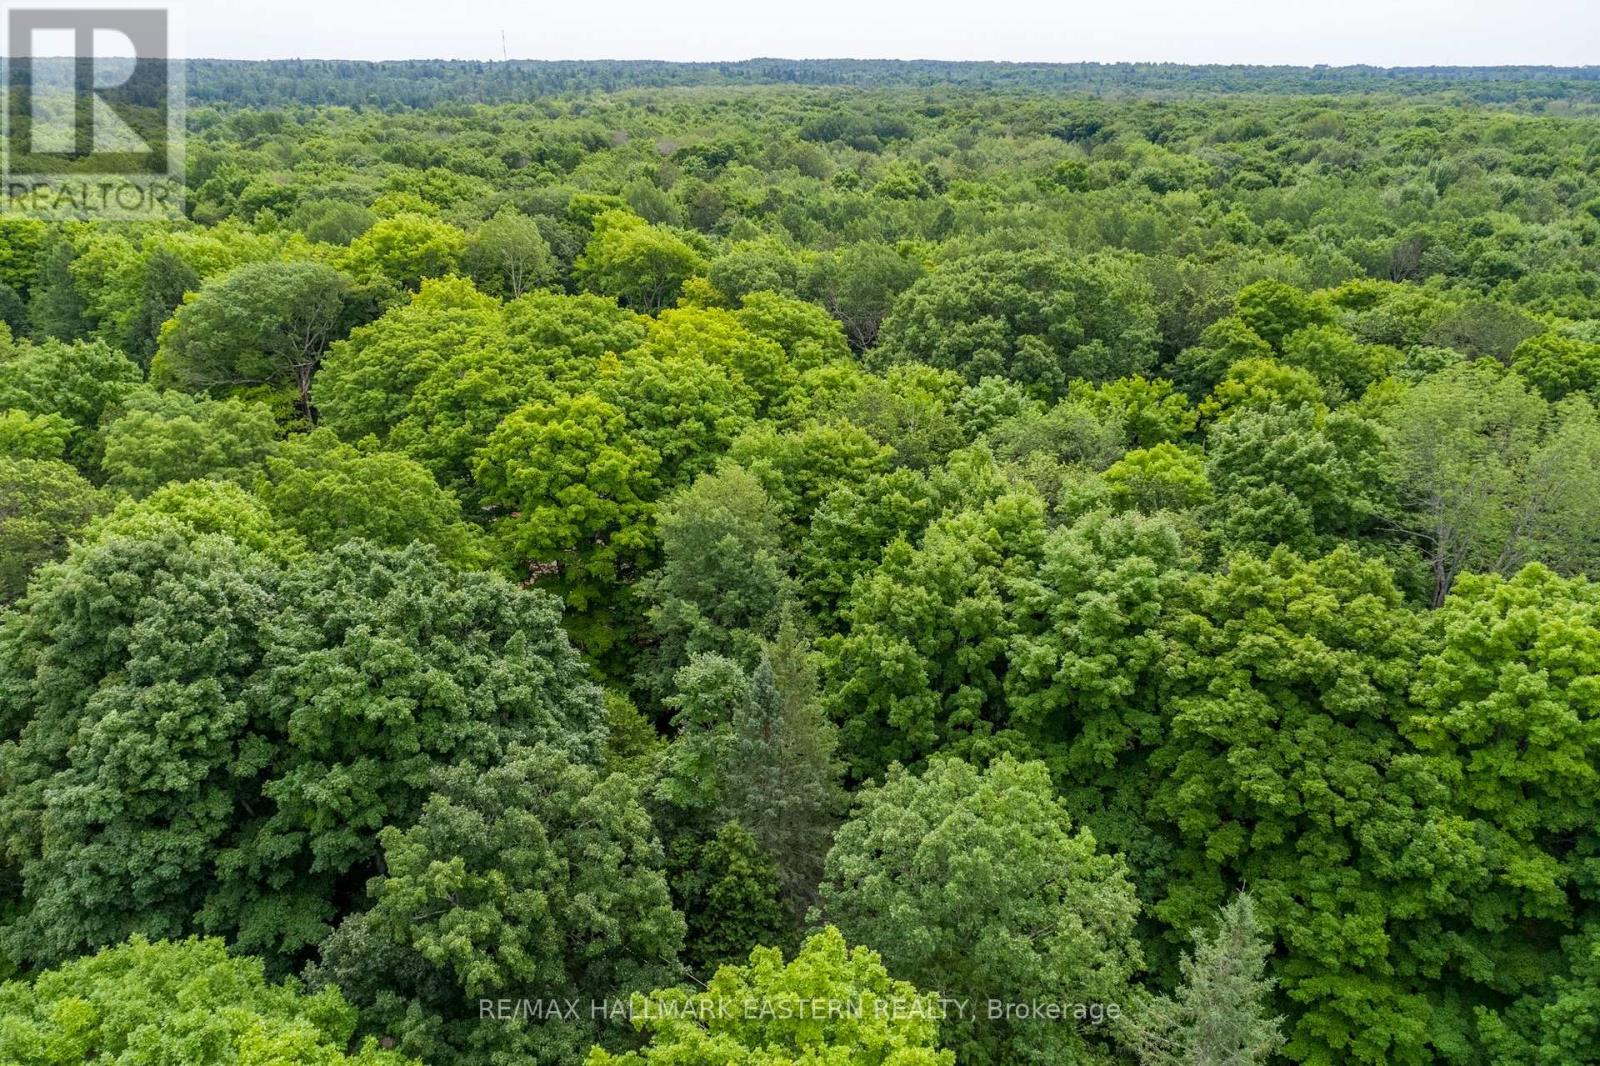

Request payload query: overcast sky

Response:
[173,0,1600,66]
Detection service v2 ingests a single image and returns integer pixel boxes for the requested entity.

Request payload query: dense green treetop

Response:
[587,926,954,1066]
[819,755,1141,1066]
[0,529,602,972]
[0,935,409,1066]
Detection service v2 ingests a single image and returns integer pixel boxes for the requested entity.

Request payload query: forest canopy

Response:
[3,59,1600,1066]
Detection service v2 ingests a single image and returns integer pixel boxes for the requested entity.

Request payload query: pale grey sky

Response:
[175,0,1600,66]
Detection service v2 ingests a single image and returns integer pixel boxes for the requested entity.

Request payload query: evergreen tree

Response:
[724,626,844,918]
[25,239,87,342]
[1123,893,1285,1066]
[124,244,200,367]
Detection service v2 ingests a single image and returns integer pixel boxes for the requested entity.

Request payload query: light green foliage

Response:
[0,410,71,460]
[576,210,707,313]
[780,362,964,469]
[586,926,954,1066]
[1068,375,1198,446]
[343,212,468,292]
[311,744,683,1066]
[99,389,280,498]
[0,218,48,296]
[1324,280,1455,350]
[639,465,792,696]
[734,289,852,371]
[729,421,895,528]
[475,392,661,657]
[467,206,555,297]
[255,429,487,566]
[1102,443,1212,513]
[879,250,1160,397]
[1002,509,1189,904]
[1200,358,1327,420]
[13,71,1600,1066]
[382,333,559,505]
[0,936,409,1066]
[118,244,201,367]
[707,238,805,303]
[656,653,749,814]
[1511,330,1600,400]
[642,306,793,414]
[316,276,506,445]
[1232,280,1334,350]
[294,199,376,245]
[952,376,1045,438]
[1409,567,1600,996]
[604,689,664,777]
[986,394,1128,472]
[82,479,301,561]
[0,333,141,467]
[501,289,650,387]
[1006,510,1188,783]
[594,350,758,486]
[1278,325,1397,397]
[0,457,105,601]
[819,755,1141,1066]
[152,259,352,418]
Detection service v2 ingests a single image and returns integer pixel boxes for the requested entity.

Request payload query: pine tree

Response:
[126,245,200,367]
[724,623,844,918]
[1124,893,1285,1066]
[26,239,88,342]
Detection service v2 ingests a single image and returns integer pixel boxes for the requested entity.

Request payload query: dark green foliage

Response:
[309,744,683,1066]
[0,531,603,972]
[1205,405,1380,555]
[125,245,201,367]
[153,259,354,419]
[25,239,87,342]
[821,492,1046,778]
[723,632,844,917]
[669,820,788,977]
[0,457,105,602]
[1151,548,1468,1065]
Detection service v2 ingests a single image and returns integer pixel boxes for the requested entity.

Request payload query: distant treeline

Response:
[179,57,1600,109]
